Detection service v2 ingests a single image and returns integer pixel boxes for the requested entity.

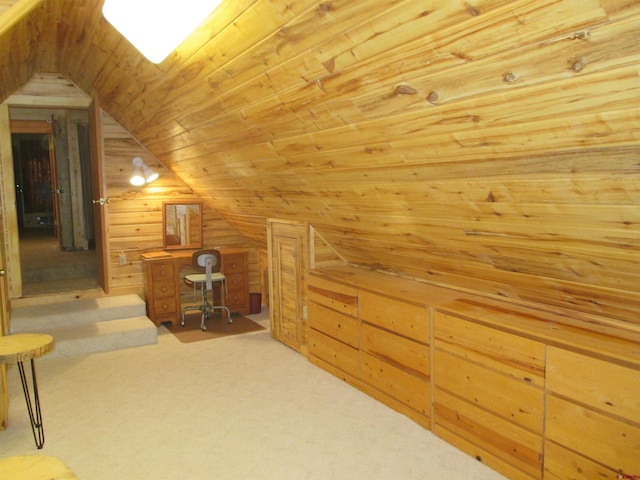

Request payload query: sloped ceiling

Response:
[1,0,640,321]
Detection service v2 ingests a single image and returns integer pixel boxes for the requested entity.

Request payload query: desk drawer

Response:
[151,262,175,282]
[223,254,246,275]
[153,297,177,316]
[153,280,175,299]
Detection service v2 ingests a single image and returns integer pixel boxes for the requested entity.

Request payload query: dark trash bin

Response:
[249,293,262,314]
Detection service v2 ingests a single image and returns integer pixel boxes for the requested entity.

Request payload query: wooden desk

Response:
[140,248,249,326]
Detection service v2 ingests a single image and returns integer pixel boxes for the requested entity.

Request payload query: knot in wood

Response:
[427,91,439,104]
[395,85,418,95]
[503,72,517,83]
[571,59,585,72]
[465,2,480,16]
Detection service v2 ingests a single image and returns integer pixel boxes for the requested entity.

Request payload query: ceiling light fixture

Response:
[102,0,223,63]
[130,157,159,186]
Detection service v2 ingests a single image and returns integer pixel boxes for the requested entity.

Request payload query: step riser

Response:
[47,327,157,359]
[11,294,147,332]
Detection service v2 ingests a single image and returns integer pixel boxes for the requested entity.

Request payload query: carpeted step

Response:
[42,316,158,359]
[10,294,147,332]
[9,294,157,358]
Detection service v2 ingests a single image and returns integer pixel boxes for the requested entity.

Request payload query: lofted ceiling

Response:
[1,0,640,322]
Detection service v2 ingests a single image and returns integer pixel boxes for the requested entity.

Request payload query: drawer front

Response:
[151,262,174,282]
[309,329,359,379]
[545,394,640,475]
[308,301,359,348]
[435,311,545,386]
[435,349,544,433]
[435,389,543,479]
[361,323,428,378]
[543,441,620,480]
[359,289,427,342]
[223,254,246,275]
[307,275,358,317]
[360,351,429,415]
[226,272,247,294]
[152,280,175,299]
[153,297,177,316]
[547,346,640,421]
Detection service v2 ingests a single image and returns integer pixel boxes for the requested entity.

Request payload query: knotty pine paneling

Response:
[0,0,638,328]
[101,112,258,295]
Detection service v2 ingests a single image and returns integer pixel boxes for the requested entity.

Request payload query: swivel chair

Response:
[181,249,232,331]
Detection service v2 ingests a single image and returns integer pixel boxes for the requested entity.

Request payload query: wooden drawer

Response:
[435,389,543,479]
[360,351,429,416]
[307,275,358,317]
[435,311,545,386]
[545,394,640,475]
[359,289,427,342]
[226,272,246,292]
[543,440,620,480]
[546,346,640,421]
[153,296,177,317]
[308,328,359,379]
[151,261,174,282]
[360,323,428,378]
[308,302,358,348]
[222,254,246,275]
[152,280,175,299]
[435,348,544,433]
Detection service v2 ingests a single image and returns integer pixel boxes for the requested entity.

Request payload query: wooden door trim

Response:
[89,99,109,293]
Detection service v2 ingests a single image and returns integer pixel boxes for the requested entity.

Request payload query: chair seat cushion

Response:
[185,272,226,284]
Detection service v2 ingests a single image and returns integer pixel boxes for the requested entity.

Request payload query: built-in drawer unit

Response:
[304,266,640,480]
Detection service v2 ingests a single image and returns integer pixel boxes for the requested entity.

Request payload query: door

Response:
[268,220,306,354]
[0,208,8,430]
[0,105,10,429]
[89,99,109,293]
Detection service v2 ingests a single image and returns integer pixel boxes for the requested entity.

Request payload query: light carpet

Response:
[1,309,505,480]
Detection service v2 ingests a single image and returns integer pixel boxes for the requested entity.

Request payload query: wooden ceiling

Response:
[1,0,640,324]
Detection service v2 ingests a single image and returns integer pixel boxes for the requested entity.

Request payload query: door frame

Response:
[267,219,307,354]
[0,98,108,298]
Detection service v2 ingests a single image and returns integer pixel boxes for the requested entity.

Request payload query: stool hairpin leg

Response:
[17,358,45,449]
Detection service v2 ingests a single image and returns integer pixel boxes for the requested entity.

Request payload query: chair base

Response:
[181,301,232,331]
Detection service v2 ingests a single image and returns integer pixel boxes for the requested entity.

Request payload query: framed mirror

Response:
[162,201,203,250]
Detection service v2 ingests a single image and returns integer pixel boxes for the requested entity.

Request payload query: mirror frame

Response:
[162,201,203,250]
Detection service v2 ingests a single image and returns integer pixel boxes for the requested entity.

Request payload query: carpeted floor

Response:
[1,308,505,480]
[166,314,265,343]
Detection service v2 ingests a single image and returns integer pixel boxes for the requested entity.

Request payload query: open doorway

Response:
[11,111,98,296]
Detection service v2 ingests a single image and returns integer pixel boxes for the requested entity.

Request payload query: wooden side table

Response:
[0,333,54,449]
[0,455,78,479]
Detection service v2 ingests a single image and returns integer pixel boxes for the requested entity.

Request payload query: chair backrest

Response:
[191,249,221,273]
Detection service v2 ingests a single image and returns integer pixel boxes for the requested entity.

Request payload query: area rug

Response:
[166,314,265,343]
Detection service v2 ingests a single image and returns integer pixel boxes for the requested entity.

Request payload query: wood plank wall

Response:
[0,0,638,328]
[101,112,261,298]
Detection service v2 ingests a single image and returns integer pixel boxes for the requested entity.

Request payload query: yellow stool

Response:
[0,455,78,479]
[0,334,54,449]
